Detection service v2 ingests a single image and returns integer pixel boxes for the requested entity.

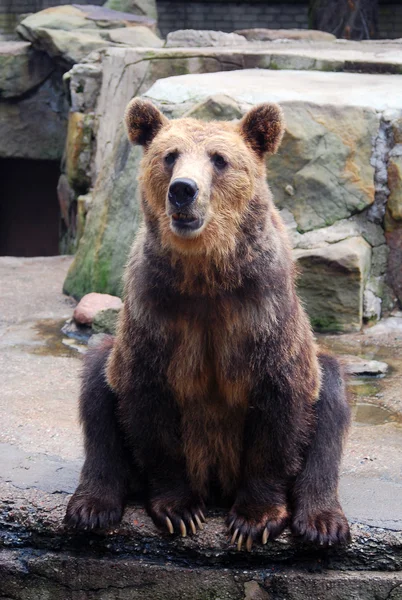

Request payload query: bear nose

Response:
[168,178,198,209]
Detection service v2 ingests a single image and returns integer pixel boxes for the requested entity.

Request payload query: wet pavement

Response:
[0,256,401,532]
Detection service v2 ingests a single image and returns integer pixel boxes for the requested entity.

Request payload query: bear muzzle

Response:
[168,178,204,236]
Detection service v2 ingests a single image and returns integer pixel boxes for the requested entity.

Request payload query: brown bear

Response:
[65,98,351,549]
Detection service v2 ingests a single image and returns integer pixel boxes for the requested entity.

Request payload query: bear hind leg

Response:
[290,353,351,545]
[65,340,133,530]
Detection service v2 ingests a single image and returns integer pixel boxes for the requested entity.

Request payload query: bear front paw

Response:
[64,487,124,531]
[148,494,206,537]
[227,504,289,551]
[291,506,351,545]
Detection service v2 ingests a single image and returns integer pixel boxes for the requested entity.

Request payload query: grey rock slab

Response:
[107,25,162,46]
[23,27,115,65]
[235,28,336,42]
[0,41,53,99]
[166,29,248,48]
[144,68,402,111]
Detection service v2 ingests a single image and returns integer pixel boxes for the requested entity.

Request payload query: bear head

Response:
[125,98,284,256]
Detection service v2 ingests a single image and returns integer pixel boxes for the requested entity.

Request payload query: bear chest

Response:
[166,314,250,408]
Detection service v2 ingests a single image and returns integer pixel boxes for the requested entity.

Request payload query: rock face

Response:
[166,29,248,48]
[0,41,53,99]
[64,131,143,298]
[61,54,402,329]
[0,70,68,159]
[268,105,377,232]
[294,237,371,332]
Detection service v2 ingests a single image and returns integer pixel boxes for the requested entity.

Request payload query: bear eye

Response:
[211,153,227,170]
[164,151,178,167]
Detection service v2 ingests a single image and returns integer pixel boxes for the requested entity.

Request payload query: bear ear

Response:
[239,103,285,157]
[125,98,168,147]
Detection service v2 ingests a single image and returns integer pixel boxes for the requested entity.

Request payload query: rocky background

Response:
[1,3,402,334]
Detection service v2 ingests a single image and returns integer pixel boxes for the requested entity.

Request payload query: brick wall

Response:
[379,4,402,38]
[1,0,402,40]
[157,1,309,37]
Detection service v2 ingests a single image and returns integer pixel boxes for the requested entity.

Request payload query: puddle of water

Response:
[348,378,380,398]
[352,402,399,426]
[31,319,85,358]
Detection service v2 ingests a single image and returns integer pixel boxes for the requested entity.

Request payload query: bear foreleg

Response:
[117,359,206,537]
[64,340,132,530]
[227,376,310,551]
[290,353,351,545]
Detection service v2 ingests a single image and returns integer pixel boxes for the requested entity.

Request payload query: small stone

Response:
[285,184,294,196]
[73,292,123,325]
[92,308,121,335]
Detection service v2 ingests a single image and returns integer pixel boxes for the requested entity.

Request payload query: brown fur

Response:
[66,99,350,548]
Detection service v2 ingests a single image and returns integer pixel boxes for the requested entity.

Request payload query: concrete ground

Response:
[1,256,402,599]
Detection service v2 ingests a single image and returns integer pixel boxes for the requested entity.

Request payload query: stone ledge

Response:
[1,482,401,572]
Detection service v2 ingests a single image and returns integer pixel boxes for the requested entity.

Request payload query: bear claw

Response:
[227,504,289,551]
[150,498,205,537]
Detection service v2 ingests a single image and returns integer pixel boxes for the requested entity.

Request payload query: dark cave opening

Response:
[0,158,61,257]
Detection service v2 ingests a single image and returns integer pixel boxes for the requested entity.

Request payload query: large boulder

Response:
[17,5,159,65]
[166,30,248,48]
[63,65,401,323]
[0,41,53,99]
[294,237,371,332]
[17,4,156,35]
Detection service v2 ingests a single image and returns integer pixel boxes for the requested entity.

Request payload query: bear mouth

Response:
[171,213,204,233]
